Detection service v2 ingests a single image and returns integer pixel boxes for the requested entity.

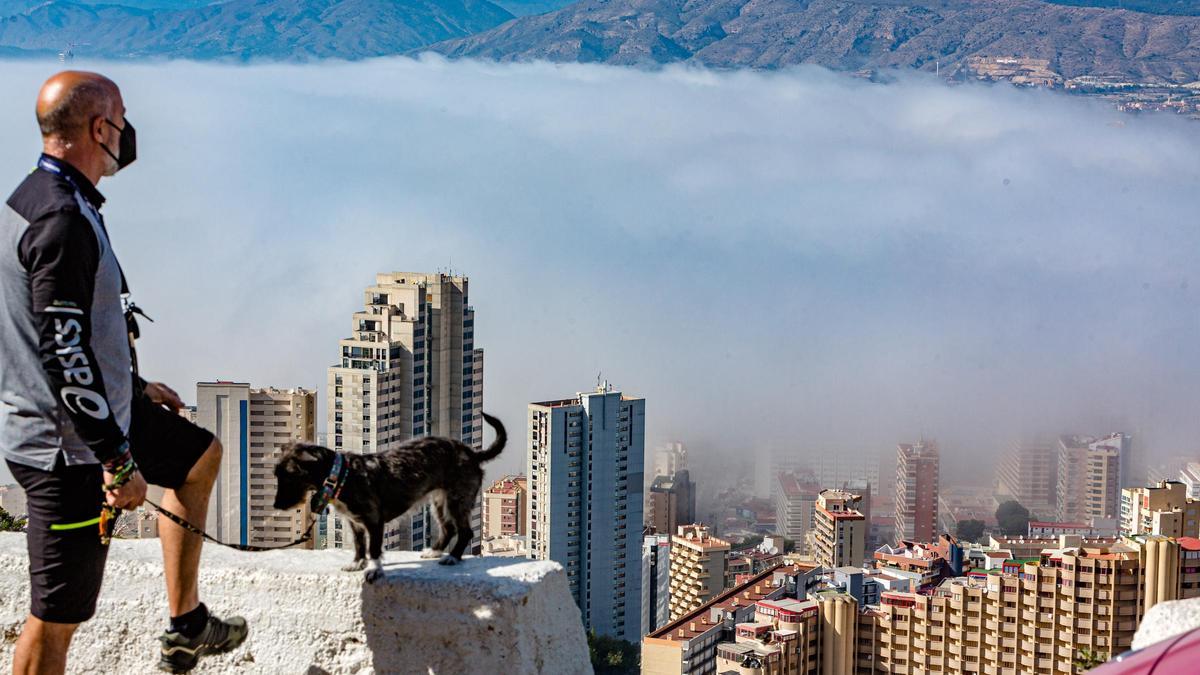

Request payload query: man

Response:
[1,72,248,674]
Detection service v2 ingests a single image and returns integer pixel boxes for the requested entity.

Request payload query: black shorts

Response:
[6,395,214,624]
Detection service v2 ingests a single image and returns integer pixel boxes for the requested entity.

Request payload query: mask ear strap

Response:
[99,118,122,164]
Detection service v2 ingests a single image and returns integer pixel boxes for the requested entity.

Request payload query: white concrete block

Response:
[1131,597,1200,651]
[0,533,591,674]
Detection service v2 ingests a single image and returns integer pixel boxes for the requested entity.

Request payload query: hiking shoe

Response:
[157,613,249,673]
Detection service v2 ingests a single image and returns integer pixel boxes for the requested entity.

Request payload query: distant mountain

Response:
[490,0,575,16]
[0,0,514,59]
[427,0,1200,84]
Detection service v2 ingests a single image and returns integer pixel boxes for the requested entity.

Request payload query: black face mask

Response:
[101,118,137,171]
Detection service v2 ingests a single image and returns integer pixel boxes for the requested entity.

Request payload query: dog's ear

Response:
[284,443,324,463]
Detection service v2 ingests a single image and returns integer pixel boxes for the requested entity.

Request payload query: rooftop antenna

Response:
[596,372,603,391]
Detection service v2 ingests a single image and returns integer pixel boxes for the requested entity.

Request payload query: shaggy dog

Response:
[273,412,506,582]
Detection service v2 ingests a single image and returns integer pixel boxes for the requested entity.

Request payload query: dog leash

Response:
[143,453,348,552]
[144,497,317,552]
[57,452,350,553]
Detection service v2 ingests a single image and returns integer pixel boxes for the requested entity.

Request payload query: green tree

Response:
[0,506,26,532]
[995,500,1031,536]
[956,519,986,542]
[587,631,639,675]
[1073,647,1108,670]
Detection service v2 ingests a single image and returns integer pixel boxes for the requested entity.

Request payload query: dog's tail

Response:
[472,413,506,463]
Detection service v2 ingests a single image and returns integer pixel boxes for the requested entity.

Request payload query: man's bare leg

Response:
[157,438,221,616]
[11,616,77,675]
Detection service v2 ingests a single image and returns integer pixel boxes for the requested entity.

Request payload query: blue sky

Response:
[1,57,1198,485]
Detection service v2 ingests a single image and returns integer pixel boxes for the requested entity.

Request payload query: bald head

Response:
[37,71,121,142]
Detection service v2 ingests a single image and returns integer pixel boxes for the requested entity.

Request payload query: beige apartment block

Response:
[810,489,866,570]
[646,535,1198,675]
[669,524,731,620]
[196,383,316,549]
[1121,480,1200,538]
[326,272,484,553]
[482,474,527,540]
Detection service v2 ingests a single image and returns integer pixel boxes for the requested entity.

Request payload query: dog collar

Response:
[311,452,347,513]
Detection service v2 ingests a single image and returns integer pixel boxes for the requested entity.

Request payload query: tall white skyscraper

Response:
[196,382,316,549]
[527,384,645,643]
[326,272,484,552]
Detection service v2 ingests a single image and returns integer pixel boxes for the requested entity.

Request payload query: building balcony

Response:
[0,533,588,673]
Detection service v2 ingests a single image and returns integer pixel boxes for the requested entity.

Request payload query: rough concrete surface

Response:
[0,533,592,674]
[1131,596,1200,651]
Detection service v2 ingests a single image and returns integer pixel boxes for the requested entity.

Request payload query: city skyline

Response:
[3,59,1199,487]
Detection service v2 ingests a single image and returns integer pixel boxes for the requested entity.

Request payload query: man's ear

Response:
[90,115,106,144]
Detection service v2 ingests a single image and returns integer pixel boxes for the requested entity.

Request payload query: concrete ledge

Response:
[1131,597,1200,651]
[0,533,591,674]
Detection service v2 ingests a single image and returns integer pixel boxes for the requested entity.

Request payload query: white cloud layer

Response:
[1,56,1198,485]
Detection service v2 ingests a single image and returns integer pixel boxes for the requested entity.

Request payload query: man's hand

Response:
[144,381,184,411]
[105,469,148,509]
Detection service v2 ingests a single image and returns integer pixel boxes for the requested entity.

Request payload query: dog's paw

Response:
[364,567,385,583]
[420,548,442,560]
[438,555,460,566]
[342,559,366,572]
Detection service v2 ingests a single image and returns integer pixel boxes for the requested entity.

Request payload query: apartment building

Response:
[527,385,645,642]
[649,470,696,535]
[996,438,1057,517]
[482,474,527,541]
[776,471,820,546]
[196,383,316,548]
[643,532,672,637]
[894,441,939,543]
[669,524,731,620]
[642,564,801,675]
[810,489,866,569]
[325,272,484,553]
[645,535,1198,675]
[1121,480,1200,538]
[1056,434,1123,524]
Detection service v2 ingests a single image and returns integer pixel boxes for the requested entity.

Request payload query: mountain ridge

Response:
[425,0,1200,83]
[0,0,515,59]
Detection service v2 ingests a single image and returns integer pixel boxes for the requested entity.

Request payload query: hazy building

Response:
[325,272,484,553]
[668,524,730,621]
[1056,433,1123,524]
[196,382,316,549]
[482,474,527,541]
[995,437,1057,518]
[653,441,688,478]
[775,471,820,547]
[810,488,866,569]
[843,478,873,552]
[894,441,939,543]
[642,532,672,638]
[527,384,645,642]
[812,453,881,497]
[1181,463,1200,500]
[648,470,696,535]
[1121,480,1200,538]
[0,483,26,518]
